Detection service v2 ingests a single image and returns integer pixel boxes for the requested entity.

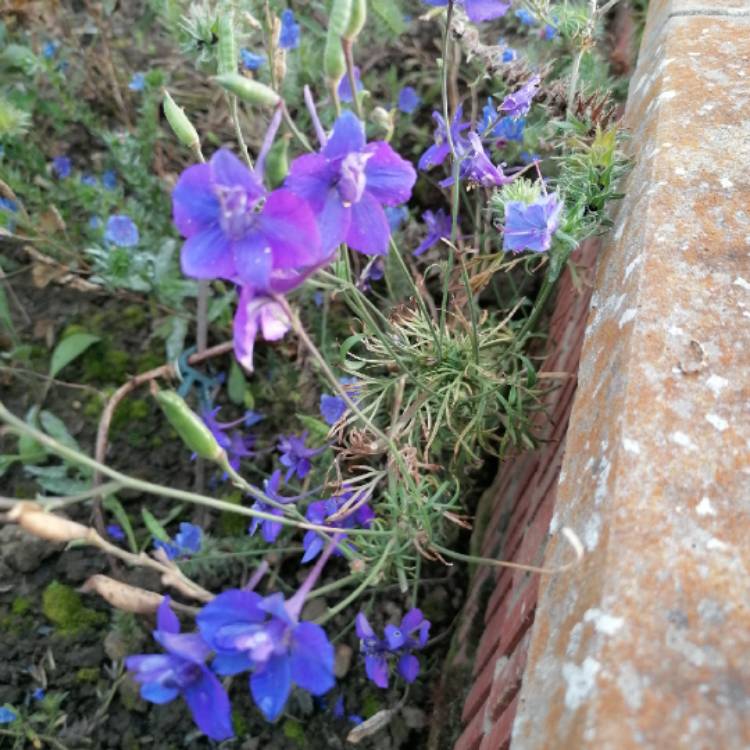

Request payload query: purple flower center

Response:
[217,185,261,239]
[337,152,373,206]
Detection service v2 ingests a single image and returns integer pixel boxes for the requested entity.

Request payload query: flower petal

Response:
[183,667,235,741]
[397,653,420,683]
[465,0,511,21]
[233,288,261,372]
[210,148,265,201]
[140,682,179,704]
[290,621,335,695]
[154,632,212,664]
[284,153,335,212]
[301,533,325,563]
[156,596,180,634]
[363,142,417,206]
[384,624,406,650]
[180,226,235,280]
[365,654,389,689]
[172,163,219,238]
[197,589,265,646]
[355,612,375,640]
[251,653,292,721]
[400,608,424,635]
[233,232,273,290]
[345,192,390,256]
[317,189,350,253]
[212,650,254,676]
[418,141,450,171]
[324,111,366,159]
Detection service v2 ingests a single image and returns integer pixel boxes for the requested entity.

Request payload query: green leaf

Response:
[103,495,138,553]
[49,333,100,378]
[227,360,246,405]
[297,414,331,442]
[0,454,19,477]
[39,410,80,451]
[18,406,45,463]
[165,316,188,362]
[141,508,170,543]
[372,0,405,35]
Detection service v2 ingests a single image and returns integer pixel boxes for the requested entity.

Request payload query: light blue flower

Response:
[104,215,139,247]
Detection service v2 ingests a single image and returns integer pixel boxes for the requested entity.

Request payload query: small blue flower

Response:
[543,23,558,40]
[338,67,363,103]
[102,170,117,190]
[240,49,266,70]
[0,706,16,724]
[128,72,146,92]
[107,524,125,541]
[174,522,202,554]
[248,470,292,543]
[481,98,525,142]
[502,47,517,62]
[42,41,59,59]
[52,155,72,179]
[80,173,97,187]
[397,86,421,114]
[414,209,452,257]
[278,431,325,482]
[320,394,347,426]
[0,197,17,213]
[32,688,45,701]
[154,539,181,560]
[279,9,300,49]
[88,216,102,230]
[105,215,139,247]
[503,193,562,254]
[515,8,536,25]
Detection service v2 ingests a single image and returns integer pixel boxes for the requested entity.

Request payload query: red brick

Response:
[479,694,520,750]
[454,697,486,750]
[487,630,532,721]
[462,641,497,722]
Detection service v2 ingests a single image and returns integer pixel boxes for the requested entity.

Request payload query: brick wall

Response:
[452,239,600,750]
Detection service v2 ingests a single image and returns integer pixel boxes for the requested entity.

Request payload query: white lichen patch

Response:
[705,412,728,432]
[562,658,601,710]
[706,374,729,395]
[734,276,750,291]
[696,497,717,517]
[584,608,625,635]
[671,431,695,450]
[583,513,602,551]
[618,308,638,328]
[616,662,644,711]
[719,177,734,189]
[623,438,641,455]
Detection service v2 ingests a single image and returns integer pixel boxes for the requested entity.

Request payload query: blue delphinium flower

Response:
[42,41,59,59]
[105,215,139,247]
[172,148,324,291]
[52,155,72,179]
[452,133,511,189]
[80,173,97,187]
[125,597,233,741]
[277,431,324,481]
[515,8,536,25]
[355,609,430,688]
[248,469,294,543]
[414,209,452,256]
[397,86,421,114]
[154,522,203,560]
[320,394,347,425]
[102,170,117,190]
[503,193,562,253]
[418,106,470,172]
[240,49,266,70]
[129,72,146,92]
[301,491,374,564]
[0,707,17,724]
[285,111,416,256]
[201,406,257,472]
[338,67,363,103]
[500,75,540,119]
[481,98,525,141]
[279,9,300,49]
[422,0,510,22]
[107,524,125,541]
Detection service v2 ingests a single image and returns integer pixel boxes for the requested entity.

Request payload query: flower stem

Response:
[341,38,364,120]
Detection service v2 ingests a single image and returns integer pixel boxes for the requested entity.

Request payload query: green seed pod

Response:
[328,0,353,36]
[324,32,346,85]
[162,91,200,150]
[155,390,225,462]
[217,10,237,75]
[215,73,281,107]
[265,136,290,188]
[343,0,367,41]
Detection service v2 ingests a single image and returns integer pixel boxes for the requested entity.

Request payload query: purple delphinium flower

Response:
[154,523,203,560]
[52,155,71,179]
[0,707,16,724]
[248,469,292,543]
[500,75,541,119]
[481,98,525,142]
[355,608,430,688]
[422,0,510,22]
[414,209,452,257]
[201,405,256,472]
[126,597,233,741]
[277,431,324,482]
[320,394,347,425]
[172,148,325,292]
[107,524,125,541]
[301,491,374,564]
[233,290,291,373]
[105,215,139,247]
[418,106,470,172]
[240,49,266,70]
[129,72,146,91]
[451,133,511,189]
[397,86,421,114]
[515,8,536,25]
[503,194,562,253]
[102,169,117,190]
[279,9,300,49]
[196,545,338,721]
[285,111,416,256]
[338,67,363,103]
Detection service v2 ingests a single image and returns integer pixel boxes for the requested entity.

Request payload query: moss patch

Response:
[42,581,107,635]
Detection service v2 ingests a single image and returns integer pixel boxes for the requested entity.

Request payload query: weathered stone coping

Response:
[510,0,750,747]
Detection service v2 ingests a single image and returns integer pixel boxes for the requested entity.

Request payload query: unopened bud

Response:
[214,73,281,108]
[344,0,367,41]
[371,106,394,140]
[154,390,225,462]
[163,91,200,151]
[217,11,237,75]
[265,135,290,188]
[328,0,353,37]
[80,575,164,615]
[324,33,346,87]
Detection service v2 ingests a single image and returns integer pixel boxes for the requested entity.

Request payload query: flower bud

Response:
[344,0,367,41]
[217,10,237,75]
[265,135,290,188]
[80,575,164,615]
[154,390,225,462]
[328,0,353,36]
[162,91,200,151]
[324,33,346,87]
[214,73,281,108]
[371,106,394,140]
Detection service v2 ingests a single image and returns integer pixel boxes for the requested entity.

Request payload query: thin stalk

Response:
[341,38,364,119]
[282,102,313,151]
[228,95,254,168]
[306,573,360,600]
[0,480,122,511]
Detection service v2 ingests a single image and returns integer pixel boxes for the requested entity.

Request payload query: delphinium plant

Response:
[0,0,628,743]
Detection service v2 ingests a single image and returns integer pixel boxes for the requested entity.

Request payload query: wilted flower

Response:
[52,155,71,179]
[125,597,233,741]
[279,9,300,49]
[105,215,140,247]
[355,608,430,688]
[414,209,452,256]
[233,290,291,373]
[422,0,510,22]
[397,86,421,114]
[172,148,324,292]
[240,49,266,70]
[503,193,562,253]
[500,75,541,119]
[285,111,416,256]
[277,431,325,481]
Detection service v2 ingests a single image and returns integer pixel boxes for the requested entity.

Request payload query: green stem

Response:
[228,95,253,168]
[306,573,360,600]
[342,38,364,119]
